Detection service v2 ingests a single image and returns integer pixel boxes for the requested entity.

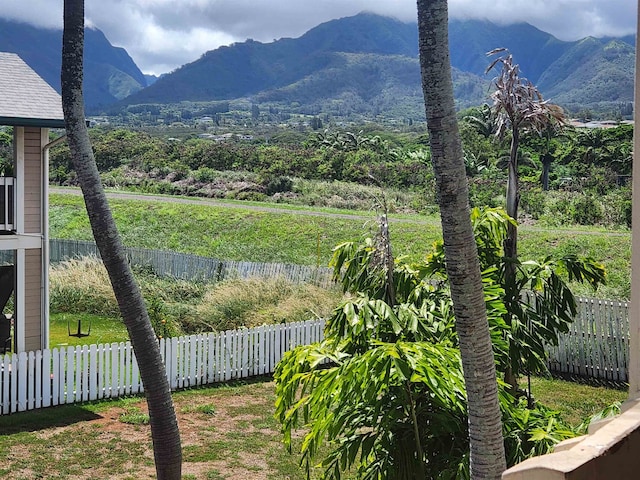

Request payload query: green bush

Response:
[230,191,267,202]
[520,187,547,220]
[146,294,183,339]
[601,187,632,228]
[468,177,504,208]
[540,193,574,226]
[264,176,293,195]
[572,195,603,226]
[192,167,219,183]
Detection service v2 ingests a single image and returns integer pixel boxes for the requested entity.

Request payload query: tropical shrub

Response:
[519,187,546,220]
[274,208,605,479]
[601,187,632,228]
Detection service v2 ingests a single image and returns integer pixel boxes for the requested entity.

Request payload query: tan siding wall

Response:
[23,127,42,234]
[24,249,42,352]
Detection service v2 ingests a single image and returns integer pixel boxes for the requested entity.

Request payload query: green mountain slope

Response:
[254,53,488,118]
[0,18,146,109]
[540,39,635,111]
[448,19,572,82]
[3,13,633,117]
[123,13,570,107]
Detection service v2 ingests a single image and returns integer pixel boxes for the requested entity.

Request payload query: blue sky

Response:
[1,0,636,75]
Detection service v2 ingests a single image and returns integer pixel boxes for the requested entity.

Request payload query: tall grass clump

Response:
[50,257,119,316]
[50,256,344,336]
[192,277,343,332]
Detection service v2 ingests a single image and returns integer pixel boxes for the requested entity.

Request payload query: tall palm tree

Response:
[538,122,570,191]
[417,1,506,478]
[61,2,182,478]
[464,104,497,139]
[575,128,614,166]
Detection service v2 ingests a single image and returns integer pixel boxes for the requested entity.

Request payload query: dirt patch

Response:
[0,380,299,480]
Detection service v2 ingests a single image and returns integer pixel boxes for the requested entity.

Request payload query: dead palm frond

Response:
[486,48,566,139]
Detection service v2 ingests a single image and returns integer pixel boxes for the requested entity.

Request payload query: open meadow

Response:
[50,190,631,300]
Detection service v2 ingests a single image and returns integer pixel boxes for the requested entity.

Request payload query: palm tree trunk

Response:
[505,129,519,260]
[417,1,506,478]
[504,129,520,393]
[61,2,182,478]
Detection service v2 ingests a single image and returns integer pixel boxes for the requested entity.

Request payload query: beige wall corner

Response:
[503,401,640,479]
[553,436,586,453]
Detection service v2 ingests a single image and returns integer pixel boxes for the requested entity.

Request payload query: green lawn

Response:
[0,376,628,479]
[49,313,127,348]
[49,192,632,299]
[526,376,627,426]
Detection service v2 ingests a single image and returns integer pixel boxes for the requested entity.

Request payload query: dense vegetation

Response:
[49,257,342,338]
[48,116,634,230]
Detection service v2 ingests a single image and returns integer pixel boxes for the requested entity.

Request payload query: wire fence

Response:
[50,238,334,287]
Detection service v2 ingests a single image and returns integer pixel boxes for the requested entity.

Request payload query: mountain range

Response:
[0,13,635,118]
[111,13,638,118]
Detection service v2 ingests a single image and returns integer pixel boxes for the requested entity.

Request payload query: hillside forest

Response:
[39,109,633,230]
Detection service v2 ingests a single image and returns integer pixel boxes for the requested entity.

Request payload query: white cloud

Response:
[1,1,62,29]
[0,0,636,75]
[448,0,637,40]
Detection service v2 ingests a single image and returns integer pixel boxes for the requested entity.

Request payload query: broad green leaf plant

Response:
[274,207,605,479]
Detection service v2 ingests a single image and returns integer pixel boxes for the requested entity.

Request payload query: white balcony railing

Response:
[0,177,15,231]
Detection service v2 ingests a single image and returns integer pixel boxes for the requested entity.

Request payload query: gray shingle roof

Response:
[0,52,65,128]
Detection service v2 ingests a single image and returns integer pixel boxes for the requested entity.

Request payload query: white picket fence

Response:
[0,319,325,415]
[546,297,629,382]
[0,296,631,415]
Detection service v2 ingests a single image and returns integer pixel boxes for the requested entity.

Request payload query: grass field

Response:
[50,192,631,299]
[49,313,127,348]
[0,376,628,480]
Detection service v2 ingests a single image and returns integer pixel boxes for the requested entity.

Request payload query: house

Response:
[0,52,65,353]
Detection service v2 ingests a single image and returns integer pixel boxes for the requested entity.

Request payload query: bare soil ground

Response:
[2,380,302,480]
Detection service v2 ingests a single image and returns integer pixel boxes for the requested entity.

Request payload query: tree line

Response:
[47,113,633,228]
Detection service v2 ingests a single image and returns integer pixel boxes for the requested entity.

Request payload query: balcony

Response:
[0,177,15,232]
